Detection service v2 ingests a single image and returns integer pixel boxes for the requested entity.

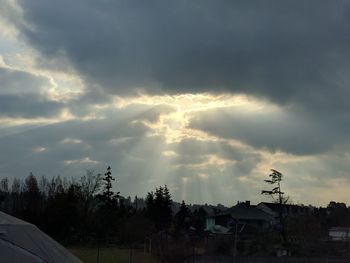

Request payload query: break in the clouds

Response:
[1,0,350,206]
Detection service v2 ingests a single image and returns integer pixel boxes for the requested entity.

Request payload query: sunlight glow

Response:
[162,151,178,157]
[115,93,273,112]
[1,53,85,102]
[0,108,76,127]
[116,93,276,143]
[60,138,83,145]
[33,147,46,153]
[64,157,99,166]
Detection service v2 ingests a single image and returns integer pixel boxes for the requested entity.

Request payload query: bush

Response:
[208,236,233,256]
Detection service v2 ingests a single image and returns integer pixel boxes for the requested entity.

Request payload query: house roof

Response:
[258,202,309,213]
[329,227,350,232]
[217,204,272,221]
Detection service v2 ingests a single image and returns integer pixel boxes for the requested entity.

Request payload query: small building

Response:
[329,227,350,241]
[205,201,273,235]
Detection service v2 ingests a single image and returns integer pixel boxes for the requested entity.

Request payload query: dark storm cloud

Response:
[13,0,350,155]
[0,94,63,118]
[17,0,350,111]
[0,67,63,117]
[3,0,350,205]
[189,107,345,155]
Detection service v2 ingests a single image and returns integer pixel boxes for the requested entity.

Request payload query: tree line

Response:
[0,167,207,246]
[1,167,349,257]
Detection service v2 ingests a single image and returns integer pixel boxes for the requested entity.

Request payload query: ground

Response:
[68,246,156,263]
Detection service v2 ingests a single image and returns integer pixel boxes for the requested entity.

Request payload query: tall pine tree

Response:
[146,185,172,229]
[99,166,120,209]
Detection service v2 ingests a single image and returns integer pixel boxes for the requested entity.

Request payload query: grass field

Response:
[68,246,156,263]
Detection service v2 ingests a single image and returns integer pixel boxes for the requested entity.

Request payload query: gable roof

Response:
[258,202,309,214]
[217,204,272,221]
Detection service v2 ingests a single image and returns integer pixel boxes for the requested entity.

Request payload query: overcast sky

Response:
[1,0,350,206]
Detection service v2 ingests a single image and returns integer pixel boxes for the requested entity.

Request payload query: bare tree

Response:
[80,170,102,198]
[80,170,102,216]
[0,177,9,193]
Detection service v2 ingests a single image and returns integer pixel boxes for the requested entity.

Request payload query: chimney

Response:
[245,200,250,207]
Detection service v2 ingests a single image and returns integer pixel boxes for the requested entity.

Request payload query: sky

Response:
[0,0,350,206]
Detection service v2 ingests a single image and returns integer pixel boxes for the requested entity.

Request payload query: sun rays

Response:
[115,93,275,144]
[108,92,279,204]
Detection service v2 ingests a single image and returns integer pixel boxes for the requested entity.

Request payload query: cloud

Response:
[9,0,350,154]
[253,149,350,205]
[0,105,152,179]
[0,67,45,94]
[2,0,350,206]
[169,137,259,165]
[14,0,350,111]
[189,106,347,155]
[0,96,264,205]
[0,67,64,118]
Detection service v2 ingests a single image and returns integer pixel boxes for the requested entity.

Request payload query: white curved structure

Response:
[0,211,82,263]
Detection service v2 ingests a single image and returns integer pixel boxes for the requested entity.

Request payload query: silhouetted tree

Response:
[191,207,207,233]
[326,201,349,227]
[146,185,173,230]
[0,177,9,193]
[145,191,155,217]
[175,201,191,230]
[99,166,119,209]
[11,178,22,216]
[0,177,9,211]
[22,173,41,224]
[80,170,102,217]
[43,181,84,243]
[94,166,121,239]
[162,185,173,226]
[262,169,287,244]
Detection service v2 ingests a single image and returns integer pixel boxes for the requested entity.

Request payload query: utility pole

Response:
[233,222,238,262]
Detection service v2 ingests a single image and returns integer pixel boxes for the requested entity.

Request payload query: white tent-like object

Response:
[0,211,82,263]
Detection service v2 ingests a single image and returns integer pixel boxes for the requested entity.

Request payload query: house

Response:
[205,201,273,234]
[256,202,311,220]
[329,227,350,241]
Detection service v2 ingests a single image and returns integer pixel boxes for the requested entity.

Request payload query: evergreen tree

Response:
[99,166,119,208]
[145,192,155,218]
[146,185,173,229]
[262,169,287,244]
[175,200,190,229]
[23,173,41,224]
[162,185,173,225]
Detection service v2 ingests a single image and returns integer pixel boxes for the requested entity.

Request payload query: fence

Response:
[68,234,350,263]
[194,256,350,263]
